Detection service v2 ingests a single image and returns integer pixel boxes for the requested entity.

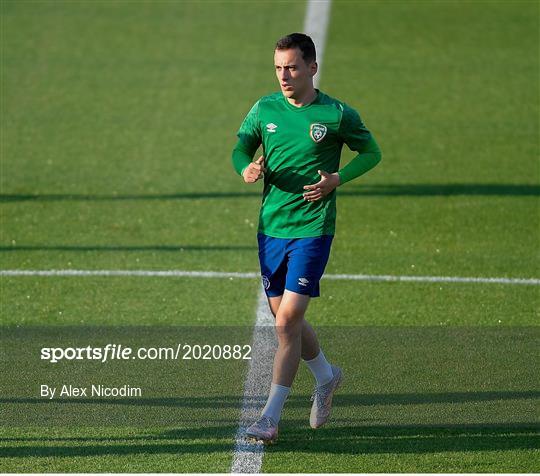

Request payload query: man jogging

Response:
[231,33,382,444]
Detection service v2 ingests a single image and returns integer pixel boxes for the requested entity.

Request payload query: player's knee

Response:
[275,310,303,337]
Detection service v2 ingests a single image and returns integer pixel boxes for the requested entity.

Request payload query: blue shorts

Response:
[257,233,334,298]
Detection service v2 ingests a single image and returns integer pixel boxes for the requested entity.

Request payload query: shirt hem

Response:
[257,229,335,239]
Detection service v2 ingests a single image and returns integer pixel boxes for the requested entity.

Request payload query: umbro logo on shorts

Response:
[266,123,278,133]
[298,277,310,287]
[262,275,271,290]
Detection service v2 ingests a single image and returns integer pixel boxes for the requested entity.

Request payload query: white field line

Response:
[304,0,332,89]
[230,288,276,473]
[325,273,540,286]
[0,269,259,279]
[0,269,538,285]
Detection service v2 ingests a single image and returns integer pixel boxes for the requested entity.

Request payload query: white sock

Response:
[261,383,290,424]
[304,350,334,386]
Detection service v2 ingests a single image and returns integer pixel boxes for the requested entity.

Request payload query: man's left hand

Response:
[303,170,340,202]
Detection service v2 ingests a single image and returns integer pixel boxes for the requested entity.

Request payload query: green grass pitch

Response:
[1,0,539,472]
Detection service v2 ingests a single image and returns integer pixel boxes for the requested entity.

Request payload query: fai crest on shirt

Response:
[310,123,327,143]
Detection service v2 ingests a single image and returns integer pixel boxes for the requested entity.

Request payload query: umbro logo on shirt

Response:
[266,123,278,133]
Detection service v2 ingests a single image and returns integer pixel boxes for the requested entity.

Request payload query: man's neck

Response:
[286,88,318,108]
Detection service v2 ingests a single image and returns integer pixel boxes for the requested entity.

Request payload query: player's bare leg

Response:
[268,295,320,360]
[247,290,342,441]
[269,291,342,429]
[268,294,334,386]
[271,290,311,386]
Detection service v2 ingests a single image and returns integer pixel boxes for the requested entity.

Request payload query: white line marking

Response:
[230,288,276,473]
[0,269,258,278]
[0,269,537,285]
[324,273,540,286]
[304,0,332,89]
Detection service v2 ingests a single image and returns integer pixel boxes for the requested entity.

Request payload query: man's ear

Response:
[310,61,318,77]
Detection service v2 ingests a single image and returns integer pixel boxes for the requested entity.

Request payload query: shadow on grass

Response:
[270,423,540,454]
[342,183,540,197]
[0,244,256,252]
[1,390,539,408]
[1,183,539,203]
[0,423,538,458]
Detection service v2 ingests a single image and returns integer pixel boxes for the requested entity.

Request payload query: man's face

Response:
[274,47,317,99]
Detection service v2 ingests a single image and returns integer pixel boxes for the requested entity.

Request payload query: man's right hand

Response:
[242,156,266,183]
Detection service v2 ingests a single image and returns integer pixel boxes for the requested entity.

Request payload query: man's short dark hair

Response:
[275,33,316,64]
